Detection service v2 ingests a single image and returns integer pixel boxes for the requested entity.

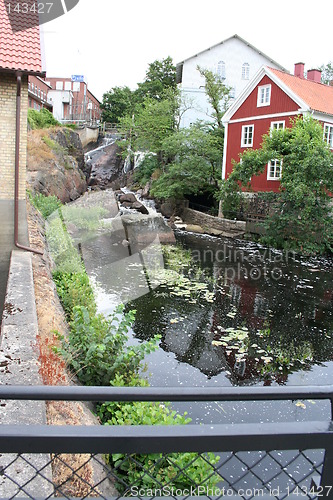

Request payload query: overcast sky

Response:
[42,0,333,101]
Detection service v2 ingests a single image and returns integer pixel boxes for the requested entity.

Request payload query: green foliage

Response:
[318,61,333,85]
[197,66,231,129]
[61,205,109,230]
[133,154,159,187]
[28,108,60,129]
[52,272,96,320]
[221,116,333,254]
[151,124,223,199]
[46,212,84,273]
[98,376,221,494]
[101,86,136,124]
[119,93,177,157]
[56,305,159,386]
[135,56,177,102]
[28,192,62,218]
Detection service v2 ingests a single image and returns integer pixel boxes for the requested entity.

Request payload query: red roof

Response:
[269,67,333,116]
[0,1,44,75]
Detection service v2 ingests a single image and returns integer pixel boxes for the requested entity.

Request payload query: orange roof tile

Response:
[269,67,333,116]
[0,1,43,74]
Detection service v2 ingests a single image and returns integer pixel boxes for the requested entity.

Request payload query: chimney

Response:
[307,69,322,83]
[294,62,305,79]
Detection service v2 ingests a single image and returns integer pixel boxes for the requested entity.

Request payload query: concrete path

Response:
[0,200,29,323]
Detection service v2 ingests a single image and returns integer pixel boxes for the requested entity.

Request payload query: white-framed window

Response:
[56,81,63,90]
[271,120,285,131]
[267,159,282,180]
[65,81,72,91]
[323,123,333,148]
[73,82,80,92]
[257,84,271,107]
[242,63,250,80]
[217,60,226,80]
[241,124,254,147]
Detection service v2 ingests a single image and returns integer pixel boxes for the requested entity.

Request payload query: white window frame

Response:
[65,81,72,91]
[267,159,282,180]
[323,123,333,148]
[72,82,80,92]
[257,84,271,107]
[217,60,226,80]
[242,63,250,80]
[270,120,285,131]
[56,81,63,90]
[241,124,254,148]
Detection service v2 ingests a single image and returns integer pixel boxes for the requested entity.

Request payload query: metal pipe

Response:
[0,384,333,405]
[14,73,43,255]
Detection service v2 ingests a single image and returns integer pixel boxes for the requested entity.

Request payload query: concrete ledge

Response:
[182,208,246,233]
[0,250,53,498]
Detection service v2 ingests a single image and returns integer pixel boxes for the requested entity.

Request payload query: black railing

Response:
[0,385,333,499]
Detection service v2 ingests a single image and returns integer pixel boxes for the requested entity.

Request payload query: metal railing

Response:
[0,385,333,499]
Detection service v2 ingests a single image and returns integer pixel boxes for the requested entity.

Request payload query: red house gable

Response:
[232,75,300,121]
[0,1,44,75]
[222,65,333,193]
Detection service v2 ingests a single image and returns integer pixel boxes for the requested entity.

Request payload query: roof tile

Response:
[0,1,43,74]
[270,67,333,116]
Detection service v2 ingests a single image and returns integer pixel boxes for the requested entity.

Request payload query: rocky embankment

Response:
[27,127,87,203]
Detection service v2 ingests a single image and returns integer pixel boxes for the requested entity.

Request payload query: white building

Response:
[47,89,73,122]
[176,34,287,128]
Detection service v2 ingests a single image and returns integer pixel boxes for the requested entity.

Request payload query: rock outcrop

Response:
[27,128,87,203]
[88,141,124,188]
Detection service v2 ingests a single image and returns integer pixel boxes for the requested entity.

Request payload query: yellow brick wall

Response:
[0,72,28,200]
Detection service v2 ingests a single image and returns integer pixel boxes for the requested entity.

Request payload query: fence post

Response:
[320,436,333,497]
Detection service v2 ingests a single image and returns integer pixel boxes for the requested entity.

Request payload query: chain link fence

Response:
[0,386,332,499]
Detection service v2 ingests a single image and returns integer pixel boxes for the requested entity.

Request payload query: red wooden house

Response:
[222,63,333,192]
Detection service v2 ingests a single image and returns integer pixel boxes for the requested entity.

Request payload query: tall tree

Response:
[135,56,177,101]
[197,66,231,129]
[150,123,222,199]
[319,62,333,85]
[100,86,136,124]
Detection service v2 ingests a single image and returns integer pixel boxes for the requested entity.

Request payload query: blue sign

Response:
[71,75,85,82]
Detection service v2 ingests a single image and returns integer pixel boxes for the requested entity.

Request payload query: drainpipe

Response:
[15,73,43,255]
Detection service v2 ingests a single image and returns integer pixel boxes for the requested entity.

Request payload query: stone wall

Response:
[182,207,246,233]
[77,126,99,148]
[0,72,28,200]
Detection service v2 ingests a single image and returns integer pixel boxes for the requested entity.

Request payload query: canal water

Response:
[83,219,333,425]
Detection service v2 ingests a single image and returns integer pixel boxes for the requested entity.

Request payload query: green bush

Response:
[52,272,96,320]
[57,305,159,386]
[98,375,221,494]
[29,192,62,219]
[133,154,159,187]
[28,108,60,129]
[46,213,84,273]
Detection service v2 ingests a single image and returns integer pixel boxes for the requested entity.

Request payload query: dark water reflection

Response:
[125,232,333,389]
[85,229,333,424]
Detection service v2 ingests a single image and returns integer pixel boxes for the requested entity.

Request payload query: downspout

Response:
[15,73,43,255]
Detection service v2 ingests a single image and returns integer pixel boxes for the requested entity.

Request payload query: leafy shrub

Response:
[56,305,159,386]
[98,375,221,494]
[133,154,159,187]
[29,192,62,218]
[61,205,109,231]
[28,108,60,129]
[46,213,84,273]
[52,272,96,320]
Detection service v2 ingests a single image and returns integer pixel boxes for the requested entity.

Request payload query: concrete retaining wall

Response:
[0,250,53,498]
[77,126,99,147]
[182,207,246,233]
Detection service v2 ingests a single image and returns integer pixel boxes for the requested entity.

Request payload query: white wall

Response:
[48,90,72,122]
[179,37,284,127]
